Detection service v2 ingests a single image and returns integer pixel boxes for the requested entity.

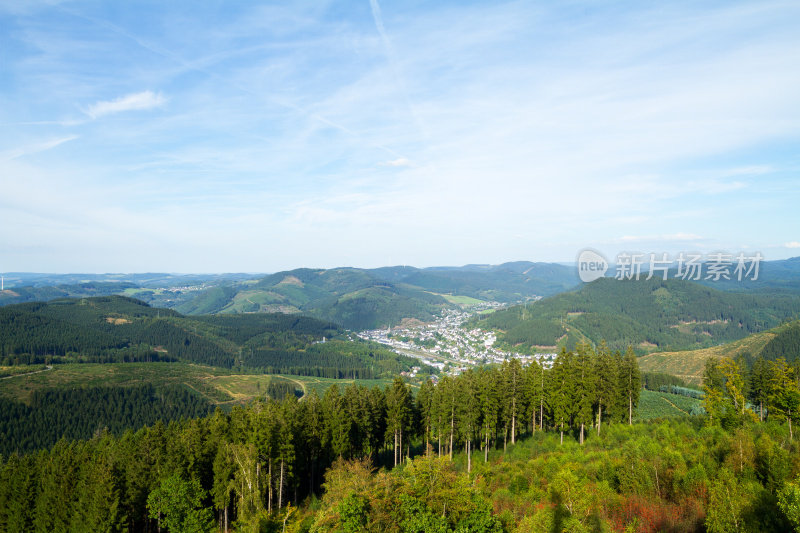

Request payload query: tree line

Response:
[0,297,423,378]
[0,384,213,454]
[703,355,800,439]
[475,278,800,353]
[0,344,641,532]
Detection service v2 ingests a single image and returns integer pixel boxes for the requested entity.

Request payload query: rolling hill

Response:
[174,267,452,330]
[696,255,800,294]
[0,272,260,309]
[370,261,578,301]
[638,319,800,384]
[472,277,800,354]
[0,281,139,306]
[172,261,578,329]
[0,296,424,378]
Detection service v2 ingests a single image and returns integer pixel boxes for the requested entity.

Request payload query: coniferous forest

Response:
[5,1,800,532]
[2,344,800,532]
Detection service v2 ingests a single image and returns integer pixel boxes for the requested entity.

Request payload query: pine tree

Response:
[523,360,543,434]
[456,370,481,472]
[71,447,124,532]
[719,358,750,419]
[551,348,577,444]
[702,358,726,424]
[211,446,235,532]
[276,400,296,509]
[251,399,276,512]
[594,342,618,436]
[385,378,412,467]
[620,347,641,425]
[296,390,324,495]
[768,358,800,441]
[501,358,523,445]
[749,357,772,422]
[574,343,597,444]
[322,385,351,459]
[416,380,435,455]
[477,368,500,462]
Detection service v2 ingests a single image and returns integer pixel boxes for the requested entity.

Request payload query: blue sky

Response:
[1,0,799,273]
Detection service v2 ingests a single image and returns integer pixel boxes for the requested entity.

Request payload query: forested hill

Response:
[0,281,138,306]
[0,296,420,378]
[639,318,800,384]
[695,255,800,294]
[173,262,578,329]
[369,261,578,300]
[174,267,450,329]
[473,277,800,353]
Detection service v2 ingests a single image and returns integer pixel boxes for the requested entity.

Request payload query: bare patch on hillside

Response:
[278,275,304,287]
[105,317,131,325]
[399,317,426,329]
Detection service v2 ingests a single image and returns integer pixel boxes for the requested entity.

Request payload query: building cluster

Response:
[358,304,556,377]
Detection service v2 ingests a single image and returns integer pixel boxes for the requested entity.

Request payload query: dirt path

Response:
[0,365,53,380]
[660,395,690,415]
[279,376,308,398]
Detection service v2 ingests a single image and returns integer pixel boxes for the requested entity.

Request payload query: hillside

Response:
[371,261,578,301]
[639,319,800,384]
[172,267,451,330]
[172,261,578,329]
[0,272,259,309]
[0,296,423,378]
[473,277,800,353]
[696,255,800,294]
[0,281,138,306]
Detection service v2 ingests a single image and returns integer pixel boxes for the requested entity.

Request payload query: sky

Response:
[1,0,799,273]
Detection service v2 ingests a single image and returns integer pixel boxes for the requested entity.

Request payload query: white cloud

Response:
[0,135,78,161]
[84,91,166,119]
[3,1,800,270]
[785,241,800,248]
[380,157,411,167]
[663,233,704,242]
[615,233,704,244]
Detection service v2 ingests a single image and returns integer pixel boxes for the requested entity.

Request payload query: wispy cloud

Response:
[616,233,704,244]
[1,135,78,161]
[380,158,411,167]
[84,91,166,119]
[2,1,799,270]
[786,242,800,249]
[369,0,390,52]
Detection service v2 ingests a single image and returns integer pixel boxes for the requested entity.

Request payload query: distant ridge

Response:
[473,277,800,353]
[638,319,800,384]
[170,261,578,329]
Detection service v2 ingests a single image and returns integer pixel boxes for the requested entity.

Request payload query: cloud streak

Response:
[1,1,799,271]
[84,91,166,119]
[1,135,78,161]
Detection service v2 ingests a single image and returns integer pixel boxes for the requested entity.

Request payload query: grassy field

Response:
[0,365,48,379]
[281,375,396,397]
[0,363,398,406]
[638,328,779,385]
[438,294,485,306]
[634,389,702,421]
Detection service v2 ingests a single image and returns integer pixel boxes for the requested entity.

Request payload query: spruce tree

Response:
[620,347,641,425]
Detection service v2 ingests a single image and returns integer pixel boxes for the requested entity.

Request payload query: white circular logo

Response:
[577,249,608,282]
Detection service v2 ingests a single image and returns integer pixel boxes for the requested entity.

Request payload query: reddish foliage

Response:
[607,495,705,533]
